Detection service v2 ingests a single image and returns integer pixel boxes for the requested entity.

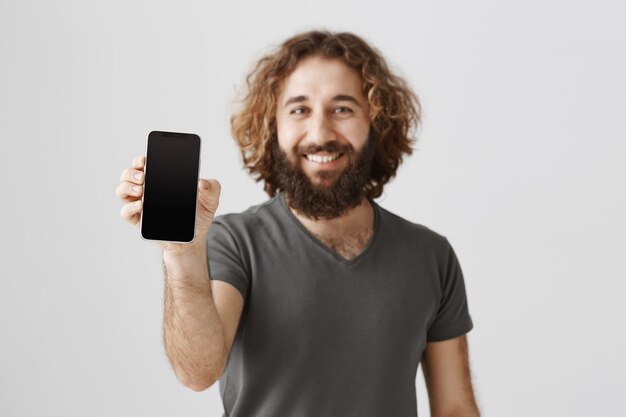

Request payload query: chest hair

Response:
[312,226,374,261]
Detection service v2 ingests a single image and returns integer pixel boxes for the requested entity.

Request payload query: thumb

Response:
[198,178,222,200]
[199,179,210,190]
[198,178,221,208]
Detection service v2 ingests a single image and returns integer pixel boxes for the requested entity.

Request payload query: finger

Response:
[132,154,146,170]
[115,181,143,202]
[199,178,221,195]
[198,179,221,216]
[119,167,145,184]
[120,200,143,226]
[198,179,221,198]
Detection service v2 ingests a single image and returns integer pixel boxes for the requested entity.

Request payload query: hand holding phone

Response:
[116,131,221,253]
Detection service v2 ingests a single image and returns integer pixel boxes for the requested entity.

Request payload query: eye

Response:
[333,107,353,114]
[290,107,307,115]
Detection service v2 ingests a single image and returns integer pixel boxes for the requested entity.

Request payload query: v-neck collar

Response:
[278,191,381,266]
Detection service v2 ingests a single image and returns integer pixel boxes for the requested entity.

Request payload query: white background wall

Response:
[1,0,624,416]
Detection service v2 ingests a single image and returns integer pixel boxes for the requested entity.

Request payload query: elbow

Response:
[177,359,226,392]
[183,378,214,392]
[169,347,228,392]
[179,371,219,392]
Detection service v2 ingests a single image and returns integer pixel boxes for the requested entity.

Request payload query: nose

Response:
[307,111,336,145]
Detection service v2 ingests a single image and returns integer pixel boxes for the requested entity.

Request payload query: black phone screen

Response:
[140,131,201,243]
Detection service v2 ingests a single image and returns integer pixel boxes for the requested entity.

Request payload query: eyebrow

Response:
[283,94,362,108]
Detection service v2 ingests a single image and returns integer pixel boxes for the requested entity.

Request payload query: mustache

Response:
[295,141,353,155]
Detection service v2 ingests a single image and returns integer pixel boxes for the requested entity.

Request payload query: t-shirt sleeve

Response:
[426,237,474,342]
[205,220,250,301]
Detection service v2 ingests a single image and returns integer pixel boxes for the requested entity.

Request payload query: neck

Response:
[285,193,374,239]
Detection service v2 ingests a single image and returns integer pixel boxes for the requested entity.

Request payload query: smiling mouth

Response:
[303,153,343,163]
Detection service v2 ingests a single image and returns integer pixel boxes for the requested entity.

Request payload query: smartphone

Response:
[140,130,201,243]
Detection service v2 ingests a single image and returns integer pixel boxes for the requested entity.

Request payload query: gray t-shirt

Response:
[205,191,473,417]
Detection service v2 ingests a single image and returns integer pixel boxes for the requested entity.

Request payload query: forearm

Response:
[162,242,226,391]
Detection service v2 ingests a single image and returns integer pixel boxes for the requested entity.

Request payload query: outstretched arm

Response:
[421,335,481,417]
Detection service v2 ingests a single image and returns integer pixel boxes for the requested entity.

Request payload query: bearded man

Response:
[117,30,480,417]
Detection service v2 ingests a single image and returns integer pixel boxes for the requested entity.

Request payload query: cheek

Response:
[276,122,302,151]
[340,120,370,149]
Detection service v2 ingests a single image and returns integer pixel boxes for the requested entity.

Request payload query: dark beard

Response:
[270,134,376,220]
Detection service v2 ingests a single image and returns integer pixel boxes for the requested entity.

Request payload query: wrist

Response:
[161,239,206,255]
[163,241,206,265]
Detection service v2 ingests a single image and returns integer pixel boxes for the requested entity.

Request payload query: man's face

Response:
[273,56,374,220]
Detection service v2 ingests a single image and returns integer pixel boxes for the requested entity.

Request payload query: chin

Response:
[307,169,342,182]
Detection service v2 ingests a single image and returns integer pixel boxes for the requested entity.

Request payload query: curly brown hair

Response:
[230,30,421,199]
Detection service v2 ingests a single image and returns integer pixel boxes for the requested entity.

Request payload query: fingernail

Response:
[134,172,143,180]
[132,185,141,193]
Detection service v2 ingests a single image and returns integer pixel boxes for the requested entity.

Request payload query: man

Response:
[117,30,480,417]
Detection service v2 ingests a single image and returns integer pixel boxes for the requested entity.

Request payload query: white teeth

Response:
[306,153,341,163]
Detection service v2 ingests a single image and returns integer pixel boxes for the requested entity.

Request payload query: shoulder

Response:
[375,202,450,250]
[209,194,282,240]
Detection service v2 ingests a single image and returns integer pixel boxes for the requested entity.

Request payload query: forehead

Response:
[279,56,364,100]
